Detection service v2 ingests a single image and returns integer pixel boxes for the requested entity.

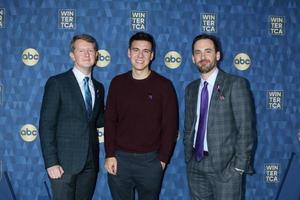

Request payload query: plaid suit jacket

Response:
[39,69,104,173]
[183,69,255,179]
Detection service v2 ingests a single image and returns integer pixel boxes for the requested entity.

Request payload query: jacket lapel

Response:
[67,70,89,119]
[207,70,226,128]
[189,80,200,143]
[91,78,100,119]
[191,80,201,121]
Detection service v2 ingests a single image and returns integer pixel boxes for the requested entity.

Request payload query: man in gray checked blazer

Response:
[39,34,104,200]
[184,34,256,200]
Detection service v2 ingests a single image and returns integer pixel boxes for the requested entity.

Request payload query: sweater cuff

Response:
[105,151,115,158]
[158,153,169,164]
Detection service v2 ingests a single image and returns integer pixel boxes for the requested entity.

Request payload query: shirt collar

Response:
[72,67,92,83]
[201,68,219,87]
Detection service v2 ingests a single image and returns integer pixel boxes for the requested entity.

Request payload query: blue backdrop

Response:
[0,0,300,199]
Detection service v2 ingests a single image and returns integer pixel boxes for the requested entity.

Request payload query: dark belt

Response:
[193,148,209,156]
[203,151,209,156]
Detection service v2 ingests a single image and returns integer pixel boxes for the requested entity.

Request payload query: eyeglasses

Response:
[130,48,152,56]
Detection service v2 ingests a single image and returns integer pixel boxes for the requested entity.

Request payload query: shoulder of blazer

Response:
[186,79,200,92]
[185,79,200,106]
[216,69,250,91]
[218,69,247,81]
[44,69,74,91]
[47,69,74,82]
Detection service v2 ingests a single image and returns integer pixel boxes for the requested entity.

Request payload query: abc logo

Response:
[20,124,38,142]
[164,51,181,69]
[22,48,39,66]
[233,53,251,71]
[97,127,104,143]
[96,50,111,68]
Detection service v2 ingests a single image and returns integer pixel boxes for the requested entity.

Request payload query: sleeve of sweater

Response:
[158,80,179,163]
[104,78,118,158]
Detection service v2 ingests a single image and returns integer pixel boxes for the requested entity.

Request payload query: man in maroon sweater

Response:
[104,32,178,200]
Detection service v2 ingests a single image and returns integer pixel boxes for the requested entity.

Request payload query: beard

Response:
[197,59,217,74]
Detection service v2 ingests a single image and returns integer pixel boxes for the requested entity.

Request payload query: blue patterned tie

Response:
[195,81,209,161]
[83,77,92,119]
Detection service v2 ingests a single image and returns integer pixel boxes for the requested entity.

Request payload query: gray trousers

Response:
[187,154,243,200]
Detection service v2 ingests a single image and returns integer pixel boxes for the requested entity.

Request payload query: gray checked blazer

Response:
[183,69,256,180]
[39,69,104,173]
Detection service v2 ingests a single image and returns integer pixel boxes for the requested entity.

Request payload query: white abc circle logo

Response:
[22,48,39,66]
[97,127,104,143]
[96,50,111,68]
[20,124,38,142]
[233,53,251,71]
[164,51,182,69]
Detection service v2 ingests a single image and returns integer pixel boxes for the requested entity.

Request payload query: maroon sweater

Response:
[104,71,178,163]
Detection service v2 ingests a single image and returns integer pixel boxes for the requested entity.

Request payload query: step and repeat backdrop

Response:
[0,0,300,199]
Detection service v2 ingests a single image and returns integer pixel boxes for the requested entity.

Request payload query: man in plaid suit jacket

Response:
[184,34,256,200]
[39,34,104,200]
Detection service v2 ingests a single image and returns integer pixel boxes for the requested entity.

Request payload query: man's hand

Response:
[105,157,117,175]
[160,161,166,170]
[47,165,64,179]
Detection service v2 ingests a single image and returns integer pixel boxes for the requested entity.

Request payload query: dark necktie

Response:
[195,81,208,161]
[83,77,92,118]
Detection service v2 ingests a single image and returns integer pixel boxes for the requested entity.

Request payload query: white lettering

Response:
[132,12,146,18]
[60,10,74,17]
[271,17,284,23]
[202,14,215,20]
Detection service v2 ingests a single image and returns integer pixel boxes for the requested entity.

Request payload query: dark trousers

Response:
[187,154,243,200]
[108,151,164,200]
[50,148,98,200]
